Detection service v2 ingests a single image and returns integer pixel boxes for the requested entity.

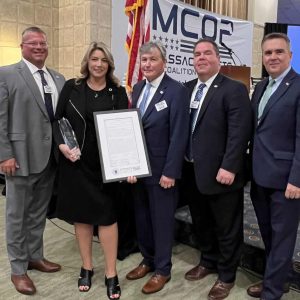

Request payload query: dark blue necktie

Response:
[38,70,54,122]
[186,83,206,160]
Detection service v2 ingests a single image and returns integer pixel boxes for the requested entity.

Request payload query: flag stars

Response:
[153,34,157,40]
[159,36,163,41]
[165,37,168,42]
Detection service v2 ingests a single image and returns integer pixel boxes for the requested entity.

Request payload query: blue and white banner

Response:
[111,0,253,84]
[150,0,253,82]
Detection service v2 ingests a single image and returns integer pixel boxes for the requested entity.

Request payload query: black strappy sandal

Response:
[105,275,121,299]
[78,267,94,292]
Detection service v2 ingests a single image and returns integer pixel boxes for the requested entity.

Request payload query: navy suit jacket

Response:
[132,74,189,185]
[185,73,252,194]
[251,68,300,189]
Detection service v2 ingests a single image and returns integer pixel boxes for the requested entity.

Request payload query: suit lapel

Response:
[47,68,64,93]
[258,70,296,125]
[193,74,222,131]
[253,79,268,121]
[132,80,145,109]
[142,76,168,120]
[17,62,49,119]
[69,81,87,118]
[185,79,197,98]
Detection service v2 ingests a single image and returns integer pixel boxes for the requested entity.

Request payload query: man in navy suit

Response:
[126,41,189,294]
[181,39,252,300]
[247,33,300,300]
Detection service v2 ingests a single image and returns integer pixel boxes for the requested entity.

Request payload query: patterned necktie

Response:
[258,79,275,120]
[139,82,152,116]
[186,83,206,160]
[38,70,54,122]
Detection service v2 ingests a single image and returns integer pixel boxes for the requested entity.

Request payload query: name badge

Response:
[190,101,200,109]
[44,85,52,94]
[155,100,167,111]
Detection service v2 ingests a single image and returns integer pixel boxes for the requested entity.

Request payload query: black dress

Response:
[54,80,128,225]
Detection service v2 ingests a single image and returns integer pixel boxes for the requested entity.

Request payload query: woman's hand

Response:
[59,144,81,162]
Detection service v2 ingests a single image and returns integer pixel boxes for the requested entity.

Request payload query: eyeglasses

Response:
[22,42,48,48]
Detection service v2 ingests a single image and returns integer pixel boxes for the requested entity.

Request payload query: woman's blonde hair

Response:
[75,42,120,86]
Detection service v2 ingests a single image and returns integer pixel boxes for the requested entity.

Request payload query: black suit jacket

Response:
[185,73,252,194]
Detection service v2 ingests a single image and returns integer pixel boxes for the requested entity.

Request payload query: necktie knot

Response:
[198,83,206,91]
[268,79,275,87]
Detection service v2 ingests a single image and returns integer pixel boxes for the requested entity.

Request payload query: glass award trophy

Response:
[58,117,81,154]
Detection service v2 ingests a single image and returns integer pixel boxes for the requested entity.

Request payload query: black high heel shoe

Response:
[105,275,121,299]
[78,267,94,292]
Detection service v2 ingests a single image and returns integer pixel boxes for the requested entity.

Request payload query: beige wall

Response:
[0,0,59,68]
[0,0,111,79]
[58,0,111,79]
[248,0,278,78]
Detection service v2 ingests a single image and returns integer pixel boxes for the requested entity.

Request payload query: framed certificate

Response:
[93,109,152,182]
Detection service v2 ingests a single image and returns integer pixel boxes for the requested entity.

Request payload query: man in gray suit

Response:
[0,27,65,295]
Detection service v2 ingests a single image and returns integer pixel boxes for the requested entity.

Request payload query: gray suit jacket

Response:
[0,60,65,176]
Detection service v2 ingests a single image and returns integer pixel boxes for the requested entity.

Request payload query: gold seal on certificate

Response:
[93,109,151,182]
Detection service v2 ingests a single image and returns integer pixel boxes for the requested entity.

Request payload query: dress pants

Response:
[6,158,56,275]
[251,182,300,300]
[182,162,243,283]
[133,181,178,276]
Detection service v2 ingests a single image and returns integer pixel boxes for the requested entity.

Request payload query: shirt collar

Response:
[146,72,165,88]
[22,58,47,75]
[269,65,291,84]
[196,72,218,89]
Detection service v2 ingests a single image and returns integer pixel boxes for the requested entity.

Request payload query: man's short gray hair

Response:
[139,41,167,62]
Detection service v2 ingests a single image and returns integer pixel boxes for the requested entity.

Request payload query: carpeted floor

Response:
[0,184,299,299]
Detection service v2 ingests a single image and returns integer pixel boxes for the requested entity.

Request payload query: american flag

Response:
[125,0,150,103]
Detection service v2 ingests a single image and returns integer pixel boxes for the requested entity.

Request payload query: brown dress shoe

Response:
[208,280,234,300]
[28,258,61,272]
[247,281,290,298]
[126,264,152,280]
[247,282,263,298]
[11,274,36,295]
[142,274,171,294]
[184,265,217,281]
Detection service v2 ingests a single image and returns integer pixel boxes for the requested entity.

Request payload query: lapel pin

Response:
[160,90,164,94]
[285,82,290,86]
[214,85,218,88]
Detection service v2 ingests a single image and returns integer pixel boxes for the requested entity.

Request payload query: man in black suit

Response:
[126,41,189,294]
[181,38,252,300]
[247,33,300,300]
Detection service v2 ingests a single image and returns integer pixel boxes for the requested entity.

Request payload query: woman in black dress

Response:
[53,42,128,299]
